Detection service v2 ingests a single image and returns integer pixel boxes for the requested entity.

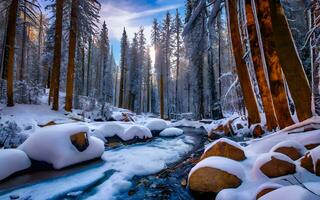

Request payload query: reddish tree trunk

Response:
[4,0,19,107]
[245,0,278,130]
[269,0,312,121]
[226,0,261,124]
[253,0,294,129]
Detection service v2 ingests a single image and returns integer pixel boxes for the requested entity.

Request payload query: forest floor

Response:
[1,98,320,200]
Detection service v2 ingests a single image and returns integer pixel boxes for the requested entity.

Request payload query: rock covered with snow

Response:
[252,152,296,179]
[300,146,320,176]
[251,124,265,138]
[270,140,307,160]
[255,182,283,200]
[121,125,152,141]
[0,149,31,181]
[159,127,183,137]
[258,185,319,200]
[19,124,104,169]
[188,157,245,193]
[145,119,168,132]
[201,138,246,161]
[92,122,126,138]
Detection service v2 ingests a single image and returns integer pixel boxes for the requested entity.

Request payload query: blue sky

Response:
[39,0,185,65]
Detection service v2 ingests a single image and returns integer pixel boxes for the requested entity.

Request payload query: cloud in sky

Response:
[100,1,183,41]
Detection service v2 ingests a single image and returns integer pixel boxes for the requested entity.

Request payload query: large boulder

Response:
[252,152,296,179]
[255,183,283,200]
[201,138,246,161]
[270,140,306,161]
[188,157,245,193]
[19,124,104,169]
[300,146,320,176]
[0,149,31,181]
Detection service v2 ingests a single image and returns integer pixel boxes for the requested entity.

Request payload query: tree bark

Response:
[50,0,64,111]
[253,0,294,129]
[245,0,278,130]
[226,0,261,124]
[160,73,164,119]
[19,0,27,81]
[4,0,19,107]
[65,0,78,112]
[269,0,312,121]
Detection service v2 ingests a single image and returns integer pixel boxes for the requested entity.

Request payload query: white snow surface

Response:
[259,185,320,200]
[188,156,246,181]
[0,135,195,200]
[144,119,168,131]
[204,138,244,153]
[91,122,126,138]
[120,125,153,141]
[0,149,31,181]
[251,152,295,180]
[18,124,104,169]
[270,140,307,155]
[159,127,184,137]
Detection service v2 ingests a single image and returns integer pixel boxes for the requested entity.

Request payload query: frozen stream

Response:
[0,128,202,200]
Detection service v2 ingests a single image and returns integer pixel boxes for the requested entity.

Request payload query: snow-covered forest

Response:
[0,0,320,199]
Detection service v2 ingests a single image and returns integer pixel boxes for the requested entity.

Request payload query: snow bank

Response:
[120,125,152,141]
[251,152,295,179]
[159,127,184,137]
[259,185,319,200]
[188,156,245,181]
[0,149,31,181]
[19,124,104,169]
[145,119,168,131]
[204,138,244,153]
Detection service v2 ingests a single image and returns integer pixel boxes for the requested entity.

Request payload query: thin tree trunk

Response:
[245,0,278,130]
[226,0,261,124]
[269,0,312,121]
[4,0,19,107]
[147,61,151,112]
[160,73,164,119]
[119,65,125,108]
[50,0,64,111]
[37,14,43,84]
[65,0,78,112]
[86,36,92,96]
[253,0,294,129]
[19,1,27,81]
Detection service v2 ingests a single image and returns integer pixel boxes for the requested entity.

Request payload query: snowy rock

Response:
[255,182,283,200]
[93,122,126,138]
[304,143,320,150]
[188,157,244,193]
[159,128,183,137]
[145,119,168,132]
[0,149,31,181]
[121,125,153,141]
[251,124,265,138]
[252,152,296,179]
[70,132,89,152]
[300,146,320,176]
[19,124,104,169]
[270,140,307,160]
[201,138,246,161]
[258,185,319,200]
